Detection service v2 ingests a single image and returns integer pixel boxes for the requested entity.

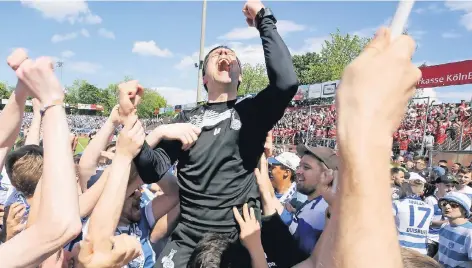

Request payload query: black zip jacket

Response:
[134,15,298,233]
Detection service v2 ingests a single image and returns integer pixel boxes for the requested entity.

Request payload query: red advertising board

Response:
[418,60,472,88]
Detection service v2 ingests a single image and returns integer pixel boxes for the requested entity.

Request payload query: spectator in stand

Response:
[423,132,434,156]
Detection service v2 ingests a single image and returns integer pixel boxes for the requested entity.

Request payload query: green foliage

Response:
[137,88,167,118]
[62,77,167,118]
[0,81,12,99]
[239,63,269,95]
[292,29,370,85]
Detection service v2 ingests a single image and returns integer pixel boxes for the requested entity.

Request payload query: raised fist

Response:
[242,0,265,27]
[8,49,64,104]
[118,80,144,116]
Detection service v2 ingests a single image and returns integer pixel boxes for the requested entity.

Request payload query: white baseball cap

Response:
[408,172,427,184]
[268,152,300,171]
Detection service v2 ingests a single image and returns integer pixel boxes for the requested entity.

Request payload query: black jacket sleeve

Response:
[261,212,309,267]
[239,15,299,132]
[133,113,185,184]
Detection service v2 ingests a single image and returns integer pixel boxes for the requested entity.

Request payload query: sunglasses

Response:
[440,200,461,209]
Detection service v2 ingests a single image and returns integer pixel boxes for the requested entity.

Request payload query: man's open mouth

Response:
[217,58,230,72]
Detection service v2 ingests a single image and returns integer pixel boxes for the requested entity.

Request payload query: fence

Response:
[272,97,443,153]
[434,115,472,151]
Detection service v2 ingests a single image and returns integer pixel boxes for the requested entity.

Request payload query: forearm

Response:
[150,205,180,243]
[258,16,298,94]
[79,120,115,190]
[133,141,173,184]
[0,224,66,268]
[40,105,80,229]
[249,246,269,268]
[24,112,41,146]
[87,155,131,246]
[78,168,110,218]
[145,126,164,148]
[325,136,401,268]
[260,192,283,216]
[0,91,27,149]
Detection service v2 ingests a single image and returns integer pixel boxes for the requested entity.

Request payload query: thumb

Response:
[361,27,390,58]
[192,126,202,135]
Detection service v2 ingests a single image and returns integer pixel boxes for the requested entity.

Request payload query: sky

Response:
[0,0,471,106]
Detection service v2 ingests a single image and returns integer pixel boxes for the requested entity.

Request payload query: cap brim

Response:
[268,157,282,166]
[296,144,311,157]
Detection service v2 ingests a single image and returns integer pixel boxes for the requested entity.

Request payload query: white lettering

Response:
[214,128,221,135]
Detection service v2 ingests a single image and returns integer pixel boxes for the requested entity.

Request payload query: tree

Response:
[292,52,322,85]
[0,81,11,99]
[239,63,269,95]
[292,29,369,84]
[137,88,167,118]
[99,83,119,115]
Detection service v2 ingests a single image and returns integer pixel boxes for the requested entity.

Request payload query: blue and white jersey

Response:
[457,186,472,202]
[274,182,297,205]
[438,221,472,268]
[282,196,328,254]
[0,168,16,206]
[424,195,443,243]
[393,196,433,255]
[83,202,157,268]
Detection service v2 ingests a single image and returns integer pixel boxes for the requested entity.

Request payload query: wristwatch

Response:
[255,7,277,29]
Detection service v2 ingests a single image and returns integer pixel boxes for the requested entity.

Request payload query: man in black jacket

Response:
[132,1,298,266]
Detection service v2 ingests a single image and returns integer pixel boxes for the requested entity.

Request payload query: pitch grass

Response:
[75,137,90,154]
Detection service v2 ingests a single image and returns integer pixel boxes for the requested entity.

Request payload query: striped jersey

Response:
[424,195,444,243]
[393,196,434,254]
[457,186,472,201]
[438,221,472,268]
[284,196,328,254]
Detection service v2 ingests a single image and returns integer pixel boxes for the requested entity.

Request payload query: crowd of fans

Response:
[273,99,471,153]
[19,112,163,135]
[1,4,472,268]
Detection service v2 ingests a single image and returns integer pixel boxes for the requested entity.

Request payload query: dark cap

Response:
[434,174,458,185]
[296,144,338,170]
[5,145,44,178]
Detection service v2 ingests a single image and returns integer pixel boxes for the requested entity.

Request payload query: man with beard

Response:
[278,145,338,254]
[132,0,298,266]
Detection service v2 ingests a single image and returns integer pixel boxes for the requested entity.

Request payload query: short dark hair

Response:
[391,167,404,176]
[187,233,251,268]
[438,160,448,164]
[459,167,471,175]
[454,162,462,167]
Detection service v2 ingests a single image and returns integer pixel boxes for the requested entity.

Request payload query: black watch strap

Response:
[255,7,277,29]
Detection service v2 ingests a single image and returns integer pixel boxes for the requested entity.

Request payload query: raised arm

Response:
[0,52,81,267]
[78,105,121,191]
[239,0,298,130]
[86,115,144,251]
[24,98,41,146]
[134,116,200,184]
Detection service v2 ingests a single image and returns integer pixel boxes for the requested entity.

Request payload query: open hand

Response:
[233,203,262,252]
[158,123,201,150]
[255,154,274,198]
[5,202,26,241]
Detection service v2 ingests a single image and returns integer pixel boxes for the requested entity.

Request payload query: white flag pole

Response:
[390,0,415,40]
